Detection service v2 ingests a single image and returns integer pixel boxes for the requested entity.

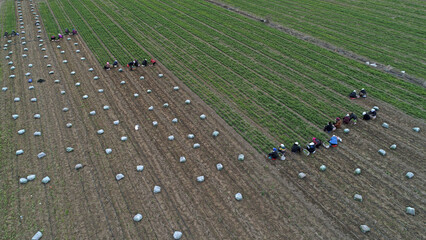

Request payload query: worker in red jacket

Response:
[150,58,156,66]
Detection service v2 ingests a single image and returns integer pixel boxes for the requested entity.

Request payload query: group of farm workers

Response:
[103,58,157,70]
[50,28,77,41]
[349,88,367,99]
[3,30,19,38]
[268,87,377,160]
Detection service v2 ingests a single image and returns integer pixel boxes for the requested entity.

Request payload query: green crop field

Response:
[38,0,425,152]
[218,0,426,80]
[0,0,16,33]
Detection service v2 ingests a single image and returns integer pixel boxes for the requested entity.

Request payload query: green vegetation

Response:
[0,0,16,33]
[218,0,426,80]
[40,0,425,152]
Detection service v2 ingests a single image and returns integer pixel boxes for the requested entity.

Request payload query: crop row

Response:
[218,0,426,79]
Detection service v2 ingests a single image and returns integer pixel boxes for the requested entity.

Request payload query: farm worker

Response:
[150,58,156,66]
[268,148,279,160]
[128,61,134,71]
[349,112,357,124]
[142,59,148,67]
[306,142,316,154]
[334,117,343,129]
[134,59,139,67]
[104,62,111,70]
[278,144,286,155]
[359,88,367,98]
[329,135,339,147]
[113,59,118,67]
[362,112,371,121]
[11,30,16,36]
[4,32,8,37]
[369,108,377,119]
[349,90,358,99]
[291,142,301,153]
[58,33,63,40]
[312,137,322,148]
[343,114,351,124]
[51,35,56,41]
[65,28,70,35]
[323,122,335,133]
[72,29,77,35]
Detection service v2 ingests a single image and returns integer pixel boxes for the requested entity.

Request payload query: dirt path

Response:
[1,0,424,239]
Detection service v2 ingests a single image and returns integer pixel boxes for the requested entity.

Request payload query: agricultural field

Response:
[0,0,425,239]
[216,0,426,80]
[37,0,425,152]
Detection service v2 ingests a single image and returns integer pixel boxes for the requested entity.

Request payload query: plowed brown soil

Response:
[1,1,424,239]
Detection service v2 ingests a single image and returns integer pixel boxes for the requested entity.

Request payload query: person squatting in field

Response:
[369,108,377,119]
[334,117,343,129]
[291,142,301,153]
[104,62,111,70]
[323,122,336,133]
[359,88,367,98]
[306,142,316,154]
[268,148,279,160]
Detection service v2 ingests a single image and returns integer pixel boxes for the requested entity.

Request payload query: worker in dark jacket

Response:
[291,142,301,153]
[350,113,357,125]
[142,59,148,67]
[369,108,377,119]
[306,142,316,154]
[359,88,367,98]
[268,148,279,160]
[324,122,335,133]
[349,90,358,99]
[362,112,371,120]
